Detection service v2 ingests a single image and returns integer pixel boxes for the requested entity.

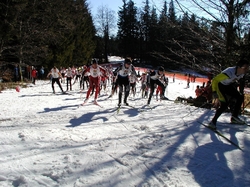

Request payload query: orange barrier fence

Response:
[135,67,209,84]
[102,64,209,84]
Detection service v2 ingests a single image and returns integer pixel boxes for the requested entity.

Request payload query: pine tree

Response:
[117,0,139,58]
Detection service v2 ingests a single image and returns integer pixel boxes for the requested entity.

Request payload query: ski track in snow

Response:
[0,79,250,187]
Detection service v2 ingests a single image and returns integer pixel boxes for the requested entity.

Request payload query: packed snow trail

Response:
[0,80,250,187]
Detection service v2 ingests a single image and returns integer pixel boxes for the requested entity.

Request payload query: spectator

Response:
[40,66,45,79]
[31,67,38,84]
[14,64,19,82]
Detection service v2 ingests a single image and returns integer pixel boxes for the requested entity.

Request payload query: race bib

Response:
[123,69,128,76]
[93,69,98,76]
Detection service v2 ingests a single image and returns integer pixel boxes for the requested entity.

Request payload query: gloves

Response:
[212,91,218,99]
[212,92,220,108]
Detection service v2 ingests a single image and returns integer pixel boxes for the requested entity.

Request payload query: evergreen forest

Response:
[0,0,249,81]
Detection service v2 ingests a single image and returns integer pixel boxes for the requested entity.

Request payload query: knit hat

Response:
[124,58,131,65]
[158,66,164,72]
[92,59,98,64]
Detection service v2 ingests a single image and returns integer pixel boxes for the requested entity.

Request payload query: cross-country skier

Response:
[140,72,148,98]
[80,65,89,90]
[129,73,138,97]
[208,59,249,129]
[66,67,74,91]
[60,67,66,83]
[100,69,108,95]
[47,66,65,94]
[156,74,168,101]
[113,58,136,106]
[108,72,118,98]
[147,66,168,105]
[81,59,106,105]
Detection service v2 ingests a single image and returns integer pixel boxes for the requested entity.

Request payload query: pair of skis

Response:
[116,104,137,114]
[78,101,103,108]
[138,104,152,112]
[116,104,152,114]
[78,101,154,113]
[197,121,244,151]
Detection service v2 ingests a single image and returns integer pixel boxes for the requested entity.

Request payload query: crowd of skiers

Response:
[46,58,249,128]
[46,58,169,106]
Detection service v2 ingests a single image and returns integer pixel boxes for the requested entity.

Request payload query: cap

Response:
[158,66,164,72]
[124,58,131,65]
[92,59,98,64]
[236,59,249,67]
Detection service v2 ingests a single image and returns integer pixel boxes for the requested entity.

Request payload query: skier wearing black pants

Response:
[113,58,136,106]
[147,66,168,105]
[47,66,65,94]
[208,59,249,130]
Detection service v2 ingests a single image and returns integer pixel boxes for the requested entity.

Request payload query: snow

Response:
[1,76,250,187]
[108,56,124,64]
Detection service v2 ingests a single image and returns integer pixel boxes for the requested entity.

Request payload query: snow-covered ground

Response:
[1,76,250,187]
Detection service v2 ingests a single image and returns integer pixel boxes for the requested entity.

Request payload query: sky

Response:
[87,0,215,35]
[1,67,250,186]
[87,0,211,18]
[87,0,164,35]
[88,0,146,15]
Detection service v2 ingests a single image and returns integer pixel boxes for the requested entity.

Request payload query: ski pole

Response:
[182,100,212,118]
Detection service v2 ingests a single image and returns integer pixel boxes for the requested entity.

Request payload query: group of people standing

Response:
[13,64,45,83]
